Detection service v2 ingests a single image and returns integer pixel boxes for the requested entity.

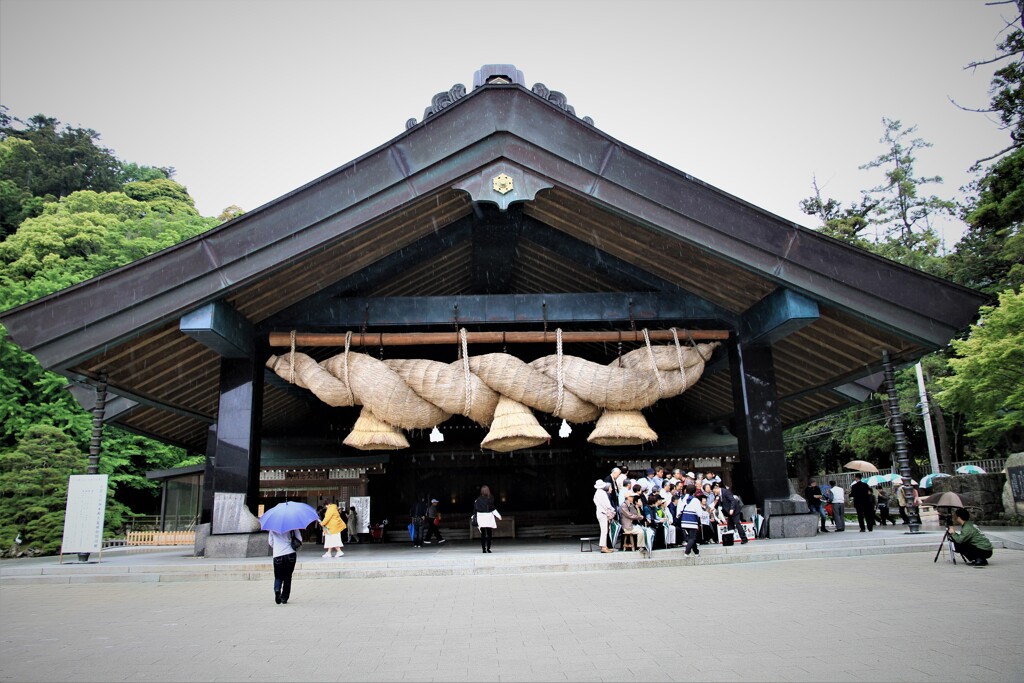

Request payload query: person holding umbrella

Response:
[849,473,875,532]
[260,501,320,605]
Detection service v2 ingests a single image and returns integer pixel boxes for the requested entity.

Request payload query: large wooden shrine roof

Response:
[0,66,988,452]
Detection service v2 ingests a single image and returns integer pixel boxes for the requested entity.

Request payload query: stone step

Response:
[2,535,997,585]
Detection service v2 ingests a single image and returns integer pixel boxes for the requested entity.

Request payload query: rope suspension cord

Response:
[685,328,711,362]
[671,327,684,373]
[460,328,473,418]
[642,328,663,395]
[343,331,354,405]
[288,330,297,384]
[555,328,565,417]
[268,329,729,347]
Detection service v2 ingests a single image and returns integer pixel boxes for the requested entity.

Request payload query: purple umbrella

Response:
[259,501,320,532]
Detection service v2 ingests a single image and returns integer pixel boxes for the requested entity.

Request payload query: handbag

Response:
[290,534,302,551]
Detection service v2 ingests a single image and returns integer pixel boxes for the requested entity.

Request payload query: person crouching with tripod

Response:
[949,508,993,567]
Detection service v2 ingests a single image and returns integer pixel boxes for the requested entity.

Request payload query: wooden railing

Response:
[125,530,195,546]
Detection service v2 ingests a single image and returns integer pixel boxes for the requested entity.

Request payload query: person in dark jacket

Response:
[804,478,829,532]
[713,482,747,544]
[849,473,875,532]
[423,498,446,545]
[473,485,501,553]
[409,495,428,548]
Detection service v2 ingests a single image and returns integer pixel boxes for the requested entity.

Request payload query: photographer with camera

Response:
[948,508,993,567]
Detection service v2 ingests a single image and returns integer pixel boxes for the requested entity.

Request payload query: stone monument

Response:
[204,492,268,558]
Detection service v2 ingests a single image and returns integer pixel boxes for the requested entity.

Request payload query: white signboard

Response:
[61,474,109,554]
[350,496,370,534]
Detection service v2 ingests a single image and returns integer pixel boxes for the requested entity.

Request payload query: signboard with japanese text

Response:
[61,474,108,554]
[1009,466,1024,503]
[350,496,370,534]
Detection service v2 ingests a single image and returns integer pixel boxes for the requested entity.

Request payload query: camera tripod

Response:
[933,527,959,564]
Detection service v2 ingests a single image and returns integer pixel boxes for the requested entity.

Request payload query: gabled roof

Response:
[0,67,988,452]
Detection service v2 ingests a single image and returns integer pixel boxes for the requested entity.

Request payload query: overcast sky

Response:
[1,0,1016,249]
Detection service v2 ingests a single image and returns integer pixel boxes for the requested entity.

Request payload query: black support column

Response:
[728,338,790,510]
[211,355,264,514]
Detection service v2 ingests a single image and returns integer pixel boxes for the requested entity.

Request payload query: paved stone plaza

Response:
[1,548,1021,682]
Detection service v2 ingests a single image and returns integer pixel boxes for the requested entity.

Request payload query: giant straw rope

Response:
[267,328,718,452]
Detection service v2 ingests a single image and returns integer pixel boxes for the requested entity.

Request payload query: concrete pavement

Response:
[1,527,1022,682]
[5,525,1022,585]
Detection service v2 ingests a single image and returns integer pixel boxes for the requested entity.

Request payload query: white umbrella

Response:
[920,473,951,488]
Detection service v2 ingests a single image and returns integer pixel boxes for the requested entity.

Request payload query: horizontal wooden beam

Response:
[269,328,730,348]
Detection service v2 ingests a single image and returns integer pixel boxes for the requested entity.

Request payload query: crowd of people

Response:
[592,466,748,554]
[804,473,921,533]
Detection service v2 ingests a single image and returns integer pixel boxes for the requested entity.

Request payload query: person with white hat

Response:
[593,480,617,553]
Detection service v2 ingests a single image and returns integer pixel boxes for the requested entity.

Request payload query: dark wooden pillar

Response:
[211,356,264,514]
[200,424,217,525]
[728,338,790,509]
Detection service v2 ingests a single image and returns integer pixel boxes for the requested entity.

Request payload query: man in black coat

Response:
[409,495,428,547]
[849,473,875,532]
[713,482,747,544]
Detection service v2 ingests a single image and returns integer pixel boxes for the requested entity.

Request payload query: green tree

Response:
[0,110,123,237]
[947,2,1023,295]
[848,424,894,461]
[937,289,1024,452]
[0,184,215,307]
[0,180,217,552]
[123,178,197,215]
[959,0,1024,163]
[0,425,87,555]
[118,162,174,185]
[799,177,876,248]
[860,118,956,259]
[949,147,1024,294]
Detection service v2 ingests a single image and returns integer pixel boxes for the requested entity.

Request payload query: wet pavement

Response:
[1,526,1022,682]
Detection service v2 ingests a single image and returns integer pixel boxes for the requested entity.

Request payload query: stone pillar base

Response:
[205,531,270,558]
[767,513,819,538]
[193,522,211,557]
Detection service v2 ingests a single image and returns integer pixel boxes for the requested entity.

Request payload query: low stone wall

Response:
[933,472,1006,521]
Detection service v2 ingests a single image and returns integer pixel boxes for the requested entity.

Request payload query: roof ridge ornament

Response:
[531,83,593,125]
[405,64,593,129]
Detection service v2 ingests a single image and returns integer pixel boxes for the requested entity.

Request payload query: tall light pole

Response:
[915,362,940,475]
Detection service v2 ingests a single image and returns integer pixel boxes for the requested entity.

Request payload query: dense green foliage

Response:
[0,116,218,553]
[937,290,1024,451]
[0,426,88,554]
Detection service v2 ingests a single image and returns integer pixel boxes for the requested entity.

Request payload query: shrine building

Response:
[0,65,987,546]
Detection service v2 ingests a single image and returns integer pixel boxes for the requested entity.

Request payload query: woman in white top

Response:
[268,529,302,604]
[678,485,703,556]
[593,480,617,553]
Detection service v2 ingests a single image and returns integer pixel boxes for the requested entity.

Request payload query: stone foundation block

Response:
[204,532,270,558]
[767,513,819,538]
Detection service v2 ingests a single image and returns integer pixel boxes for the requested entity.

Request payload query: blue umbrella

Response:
[920,473,951,488]
[865,474,887,486]
[956,464,986,474]
[259,501,320,532]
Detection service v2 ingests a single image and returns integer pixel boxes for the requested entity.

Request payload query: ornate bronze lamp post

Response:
[882,352,921,533]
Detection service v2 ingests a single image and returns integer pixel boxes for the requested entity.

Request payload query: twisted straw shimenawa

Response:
[266,329,719,452]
